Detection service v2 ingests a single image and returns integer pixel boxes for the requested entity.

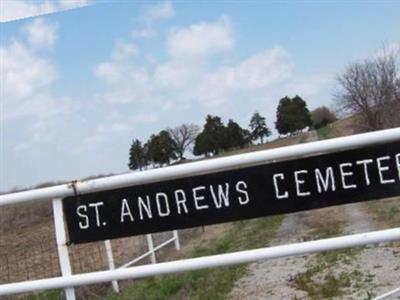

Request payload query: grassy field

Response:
[18,217,283,300]
[100,131,318,299]
[1,129,320,300]
[4,118,364,300]
[316,126,332,140]
[104,216,283,300]
[24,291,61,300]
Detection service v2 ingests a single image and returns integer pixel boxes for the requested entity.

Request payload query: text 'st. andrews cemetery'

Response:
[63,141,400,244]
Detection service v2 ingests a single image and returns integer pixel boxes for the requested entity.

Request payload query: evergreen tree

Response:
[193,131,210,156]
[146,130,177,166]
[249,112,271,144]
[128,139,146,171]
[275,95,312,135]
[292,95,312,130]
[275,96,292,135]
[223,119,249,150]
[193,115,225,156]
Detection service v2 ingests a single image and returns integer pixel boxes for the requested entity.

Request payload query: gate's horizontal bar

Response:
[373,286,400,300]
[1,128,400,206]
[1,227,400,295]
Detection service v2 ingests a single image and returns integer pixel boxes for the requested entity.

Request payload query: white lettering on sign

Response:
[98,180,251,225]
[89,202,105,227]
[71,152,400,233]
[156,192,171,217]
[295,170,311,197]
[273,173,289,199]
[377,156,395,184]
[77,205,89,229]
[174,189,189,214]
[315,167,336,193]
[138,196,152,220]
[272,153,400,201]
[65,143,400,244]
[236,181,249,205]
[210,183,230,209]
[340,162,357,189]
[121,198,134,223]
[193,186,208,210]
[356,159,373,186]
[396,153,400,180]
[76,202,106,229]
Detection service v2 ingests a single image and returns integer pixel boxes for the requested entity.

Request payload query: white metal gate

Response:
[1,128,399,299]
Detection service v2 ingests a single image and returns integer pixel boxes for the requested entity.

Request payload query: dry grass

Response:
[362,197,400,230]
[1,117,363,299]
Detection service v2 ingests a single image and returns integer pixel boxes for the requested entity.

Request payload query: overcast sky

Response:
[1,0,399,192]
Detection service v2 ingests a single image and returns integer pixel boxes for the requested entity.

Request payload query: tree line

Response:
[128,95,337,170]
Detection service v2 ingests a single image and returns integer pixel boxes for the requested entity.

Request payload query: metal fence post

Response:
[104,240,120,293]
[146,234,156,264]
[52,198,76,300]
[173,230,180,251]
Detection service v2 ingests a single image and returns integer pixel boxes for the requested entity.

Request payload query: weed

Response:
[317,126,332,140]
[104,216,283,300]
[25,290,61,300]
[293,223,368,299]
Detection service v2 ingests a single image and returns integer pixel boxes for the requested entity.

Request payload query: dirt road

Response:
[230,203,400,300]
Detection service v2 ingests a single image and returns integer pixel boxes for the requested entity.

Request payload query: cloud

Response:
[111,41,139,61]
[156,46,293,107]
[1,19,72,141]
[194,48,293,106]
[1,41,56,115]
[143,1,175,21]
[152,16,235,89]
[13,143,30,153]
[94,40,156,104]
[95,14,333,119]
[281,73,333,101]
[132,28,155,39]
[94,40,142,85]
[154,59,200,88]
[1,0,55,23]
[96,78,153,104]
[76,112,159,153]
[132,1,175,39]
[205,47,293,90]
[22,18,57,49]
[94,61,121,84]
[167,16,233,58]
[154,17,233,88]
[1,0,91,23]
[59,0,90,10]
[95,17,295,109]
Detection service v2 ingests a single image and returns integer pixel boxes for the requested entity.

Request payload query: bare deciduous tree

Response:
[168,123,200,160]
[334,47,400,131]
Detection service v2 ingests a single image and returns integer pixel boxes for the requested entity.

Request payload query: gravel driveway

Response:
[230,203,400,299]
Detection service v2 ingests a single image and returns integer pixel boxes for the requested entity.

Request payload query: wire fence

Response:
[0,199,200,299]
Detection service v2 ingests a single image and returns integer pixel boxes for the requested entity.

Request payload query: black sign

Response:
[64,141,400,244]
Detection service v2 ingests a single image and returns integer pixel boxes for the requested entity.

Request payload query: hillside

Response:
[1,118,399,300]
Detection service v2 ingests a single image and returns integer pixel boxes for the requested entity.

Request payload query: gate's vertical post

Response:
[146,234,156,264]
[52,198,76,300]
[173,230,180,251]
[104,240,120,293]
